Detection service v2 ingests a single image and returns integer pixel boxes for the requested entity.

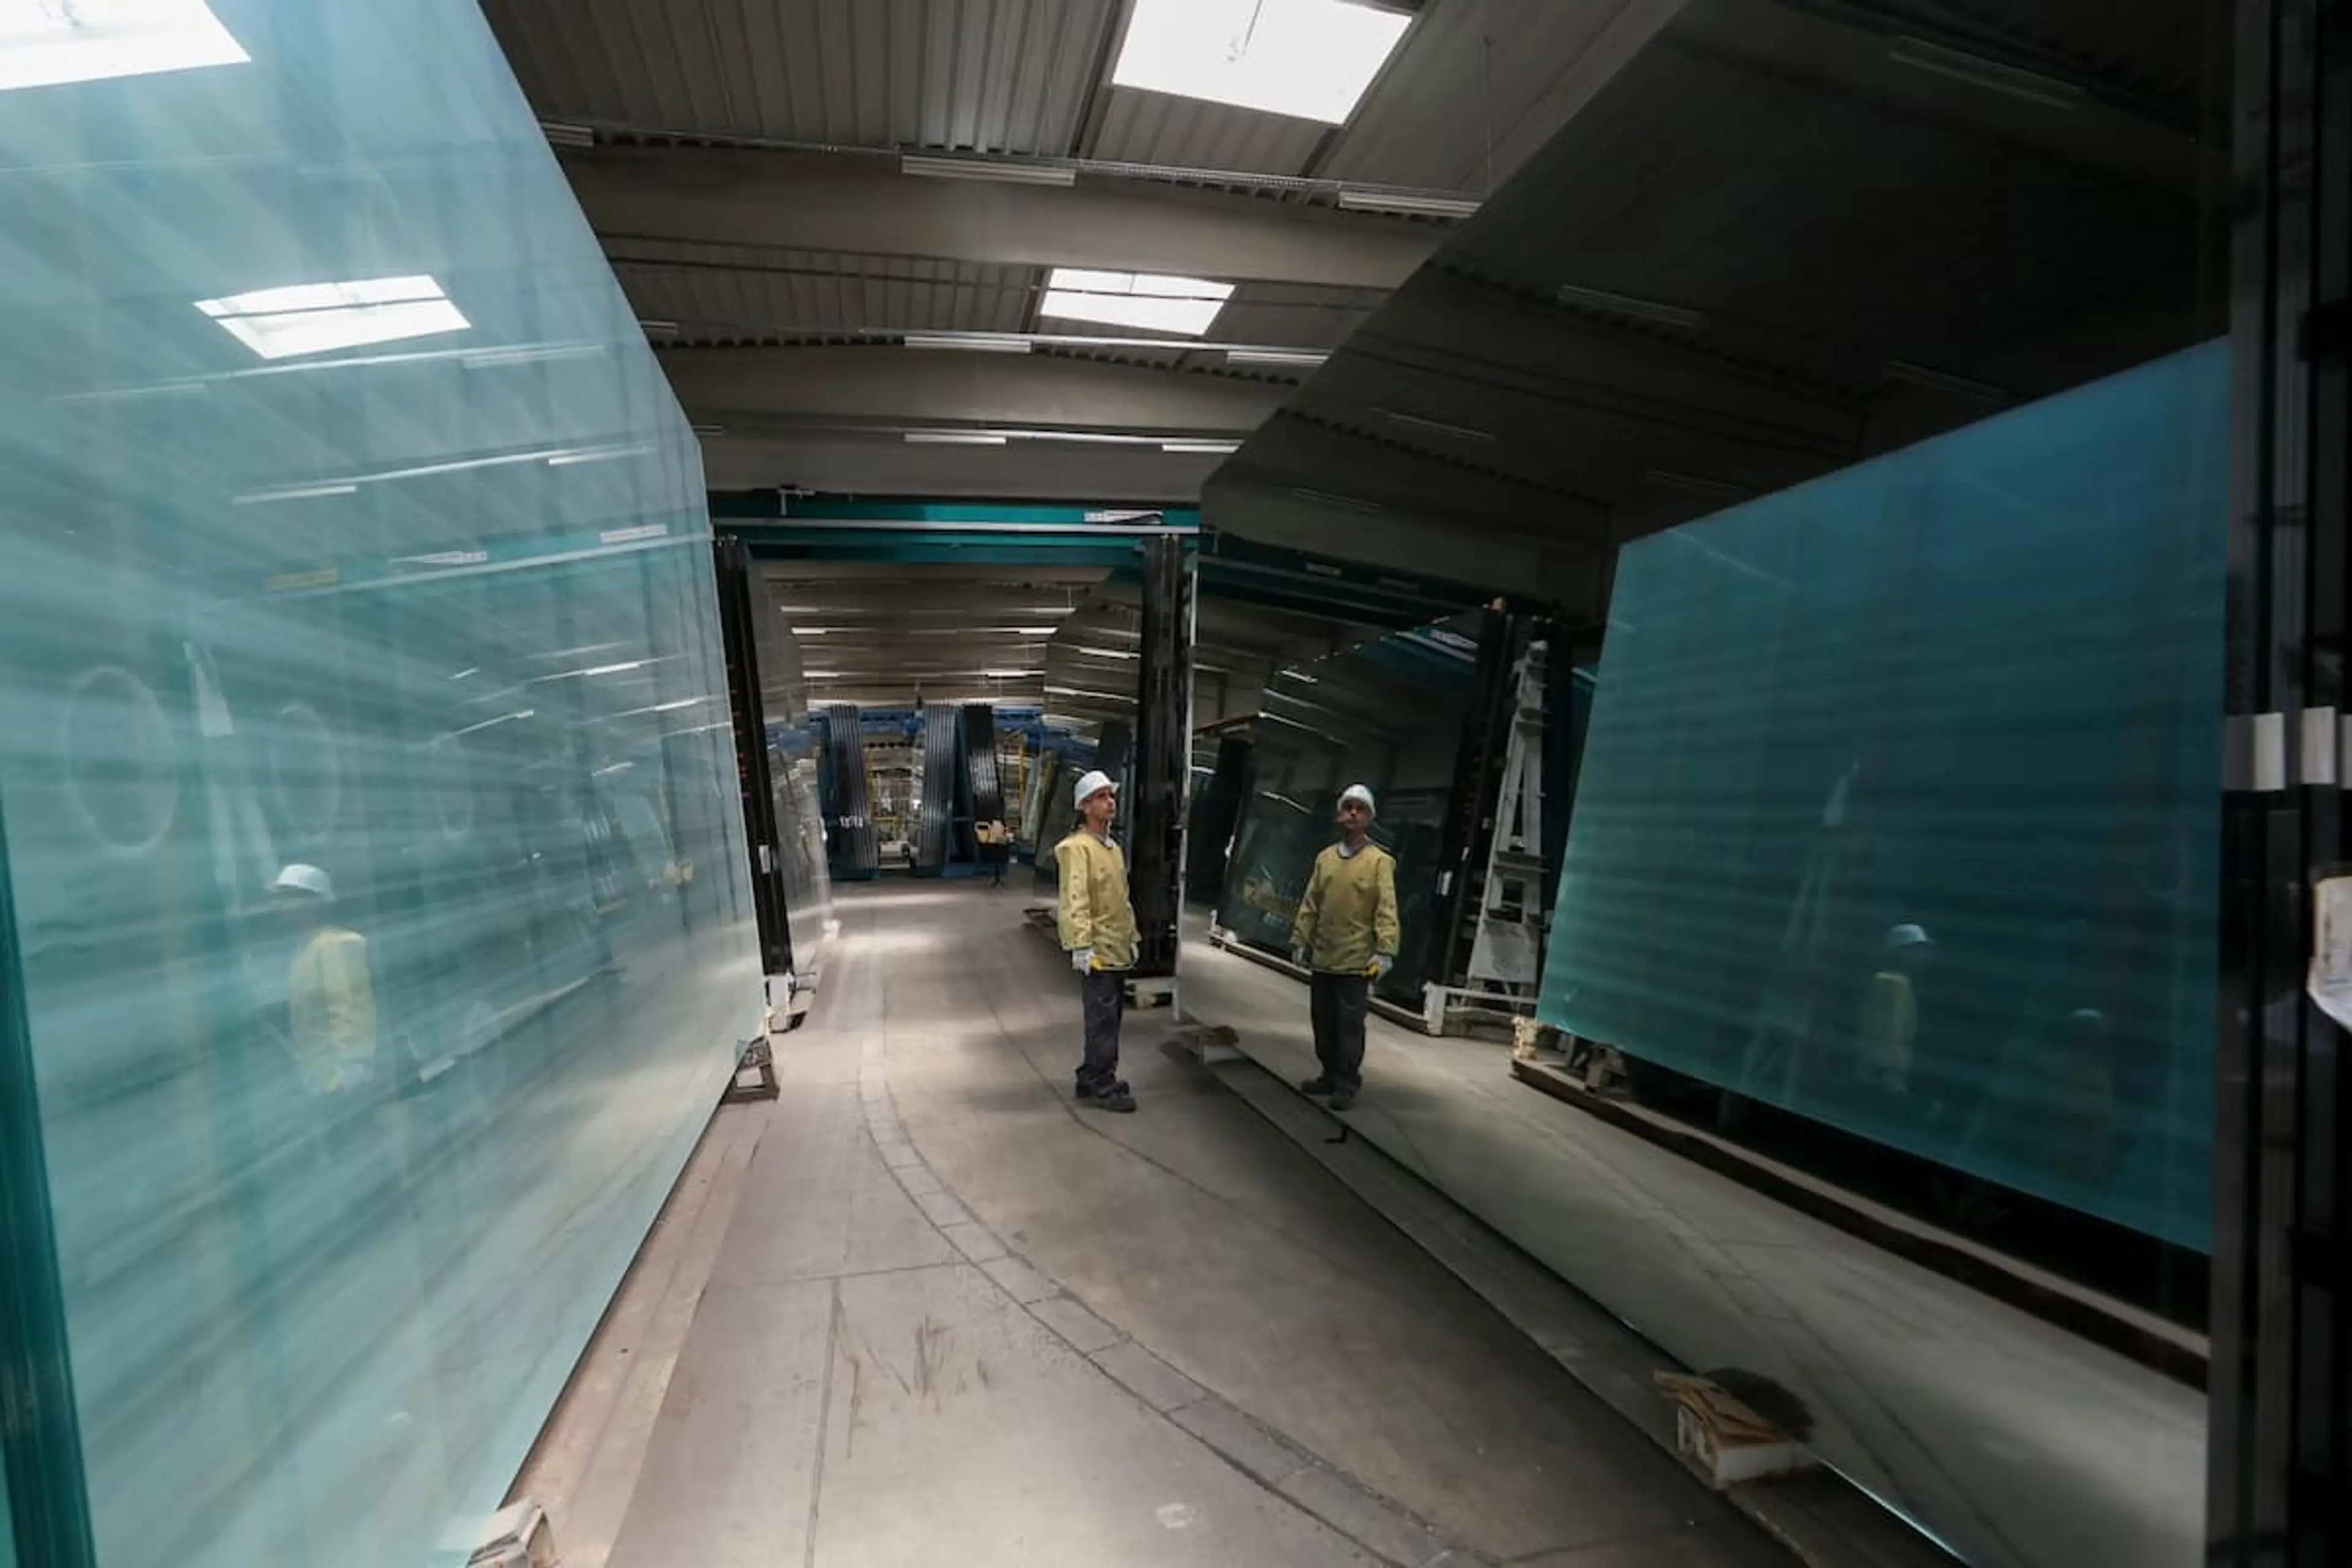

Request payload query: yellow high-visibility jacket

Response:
[289,927,378,1094]
[1055,830,1138,970]
[1292,842,1400,974]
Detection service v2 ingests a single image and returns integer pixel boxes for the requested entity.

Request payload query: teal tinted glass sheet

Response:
[0,4,763,1564]
[1538,344,2225,1251]
[1217,615,1483,1002]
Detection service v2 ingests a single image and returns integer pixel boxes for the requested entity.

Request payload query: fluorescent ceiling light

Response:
[904,431,1009,446]
[1072,646,1140,660]
[539,119,596,148]
[980,669,1044,679]
[905,333,1033,355]
[1335,189,1482,219]
[901,153,1076,187]
[1225,347,1329,369]
[197,274,470,361]
[791,627,829,636]
[1041,267,1232,337]
[0,0,248,92]
[1112,0,1410,124]
[1162,440,1241,455]
[1556,283,1703,330]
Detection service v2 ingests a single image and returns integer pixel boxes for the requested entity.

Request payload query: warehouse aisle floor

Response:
[522,880,1792,1568]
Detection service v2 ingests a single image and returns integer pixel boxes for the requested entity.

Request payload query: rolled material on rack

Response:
[963,704,1003,867]
[914,703,958,874]
[819,704,879,878]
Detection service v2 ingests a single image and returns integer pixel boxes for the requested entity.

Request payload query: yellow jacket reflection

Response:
[275,864,379,1094]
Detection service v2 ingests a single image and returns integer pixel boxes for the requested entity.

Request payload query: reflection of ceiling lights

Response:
[904,431,1009,446]
[1887,36,2085,110]
[1112,0,1411,124]
[1041,268,1232,337]
[197,275,469,361]
[1387,410,1496,445]
[1556,283,1703,330]
[1,0,249,92]
[1161,440,1240,455]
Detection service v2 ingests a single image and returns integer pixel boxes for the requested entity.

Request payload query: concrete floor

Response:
[525,880,1793,1568]
[1176,919,2206,1568]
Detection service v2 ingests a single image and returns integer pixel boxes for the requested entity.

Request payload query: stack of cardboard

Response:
[1654,1372,1813,1487]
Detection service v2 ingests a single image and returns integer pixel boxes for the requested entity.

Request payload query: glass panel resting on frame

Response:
[1540,342,2226,1255]
[0,5,763,1564]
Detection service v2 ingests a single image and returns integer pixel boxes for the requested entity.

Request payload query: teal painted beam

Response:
[710,491,1201,529]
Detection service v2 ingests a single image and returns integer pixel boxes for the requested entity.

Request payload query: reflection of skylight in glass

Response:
[195,275,470,361]
[1040,268,1234,336]
[0,0,249,92]
[1111,0,1411,124]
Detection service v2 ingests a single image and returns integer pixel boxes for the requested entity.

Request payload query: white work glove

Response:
[1291,946,1310,969]
[1071,947,1095,974]
[1368,954,1394,981]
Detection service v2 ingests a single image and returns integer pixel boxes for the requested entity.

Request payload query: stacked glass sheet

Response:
[1215,616,1485,1003]
[0,4,763,1562]
[1539,344,2227,1251]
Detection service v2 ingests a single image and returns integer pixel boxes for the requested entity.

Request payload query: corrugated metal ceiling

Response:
[482,0,1120,154]
[609,243,1038,339]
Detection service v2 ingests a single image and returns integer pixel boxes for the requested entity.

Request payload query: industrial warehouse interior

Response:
[0,4,2340,1568]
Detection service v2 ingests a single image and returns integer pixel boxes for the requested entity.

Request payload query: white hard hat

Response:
[1339,783,1376,816]
[1072,769,1117,809]
[1885,922,1932,949]
[273,863,336,902]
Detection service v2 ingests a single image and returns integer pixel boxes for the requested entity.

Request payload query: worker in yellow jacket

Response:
[1056,769,1139,1113]
[1289,785,1399,1110]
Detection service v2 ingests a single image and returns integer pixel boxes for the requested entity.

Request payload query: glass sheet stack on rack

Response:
[0,6,764,1563]
[1539,343,2227,1254]
[745,570,831,962]
[1214,614,1484,1004]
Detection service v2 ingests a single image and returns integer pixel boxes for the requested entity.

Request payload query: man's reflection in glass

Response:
[1855,922,1933,1098]
[273,862,377,1096]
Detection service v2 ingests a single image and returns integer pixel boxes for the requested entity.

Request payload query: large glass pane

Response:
[1216,614,1482,1003]
[0,4,761,1564]
[1537,342,2225,1566]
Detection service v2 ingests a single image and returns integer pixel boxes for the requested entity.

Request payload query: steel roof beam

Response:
[564,146,1440,290]
[665,345,1284,450]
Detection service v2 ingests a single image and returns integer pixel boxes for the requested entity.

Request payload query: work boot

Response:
[1074,1077,1131,1101]
[1329,1088,1357,1112]
[1299,1076,1337,1096]
[1086,1087,1137,1114]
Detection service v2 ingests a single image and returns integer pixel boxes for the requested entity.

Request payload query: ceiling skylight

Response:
[1040,268,1234,337]
[1,0,249,92]
[196,275,470,361]
[1111,0,1411,124]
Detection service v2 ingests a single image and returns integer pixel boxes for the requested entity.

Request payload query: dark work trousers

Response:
[1078,968,1126,1092]
[1310,971,1370,1093]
